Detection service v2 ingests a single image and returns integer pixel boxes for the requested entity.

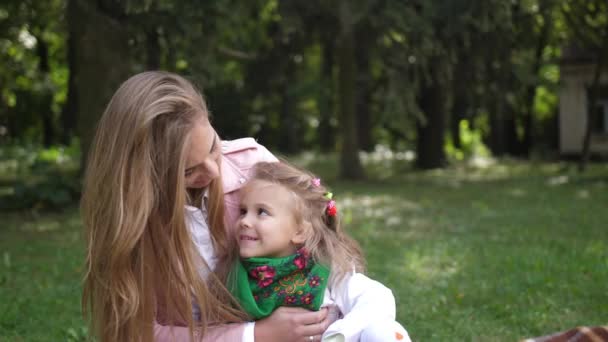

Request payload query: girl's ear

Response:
[291,220,312,245]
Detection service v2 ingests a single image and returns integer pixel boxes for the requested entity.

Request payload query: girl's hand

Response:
[254,306,332,342]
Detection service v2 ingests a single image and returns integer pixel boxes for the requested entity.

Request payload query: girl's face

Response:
[185,119,221,189]
[237,180,307,258]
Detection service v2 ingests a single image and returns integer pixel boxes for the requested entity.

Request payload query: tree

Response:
[68,0,132,168]
[0,0,67,145]
[336,1,366,179]
[561,0,608,171]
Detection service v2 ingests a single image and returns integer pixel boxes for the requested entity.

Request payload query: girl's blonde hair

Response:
[81,71,245,342]
[248,161,366,283]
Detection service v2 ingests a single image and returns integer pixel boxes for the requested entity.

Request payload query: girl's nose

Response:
[239,215,251,229]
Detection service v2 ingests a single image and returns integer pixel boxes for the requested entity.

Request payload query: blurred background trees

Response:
[1,0,607,181]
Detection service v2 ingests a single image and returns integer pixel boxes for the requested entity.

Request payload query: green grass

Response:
[1,159,607,341]
[319,160,608,341]
[0,209,87,341]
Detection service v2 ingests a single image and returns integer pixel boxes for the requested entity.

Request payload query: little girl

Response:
[227,161,411,342]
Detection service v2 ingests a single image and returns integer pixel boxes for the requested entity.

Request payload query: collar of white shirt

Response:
[185,187,217,272]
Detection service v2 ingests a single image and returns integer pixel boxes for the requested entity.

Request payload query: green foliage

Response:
[0,142,80,211]
[10,171,79,210]
[561,0,608,48]
[0,0,602,170]
[446,120,491,162]
[0,0,68,144]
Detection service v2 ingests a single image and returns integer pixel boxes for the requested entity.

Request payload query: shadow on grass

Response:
[331,165,608,341]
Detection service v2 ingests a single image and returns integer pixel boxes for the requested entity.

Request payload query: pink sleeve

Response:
[224,198,241,239]
[154,322,247,341]
[223,141,278,234]
[256,144,278,164]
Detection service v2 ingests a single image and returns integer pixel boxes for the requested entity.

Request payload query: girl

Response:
[81,71,332,342]
[227,161,411,342]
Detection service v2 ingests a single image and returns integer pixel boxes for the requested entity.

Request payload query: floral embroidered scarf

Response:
[229,249,330,319]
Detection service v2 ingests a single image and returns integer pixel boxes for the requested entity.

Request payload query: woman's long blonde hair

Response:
[82,71,244,342]
[248,161,366,284]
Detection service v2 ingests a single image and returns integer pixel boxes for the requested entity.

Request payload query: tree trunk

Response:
[521,1,552,157]
[70,0,132,170]
[451,53,471,150]
[579,44,607,172]
[279,59,299,154]
[489,108,507,156]
[451,105,464,150]
[61,32,78,145]
[146,27,161,70]
[34,33,55,147]
[337,3,365,179]
[318,35,335,152]
[416,63,447,169]
[488,98,519,157]
[355,24,374,152]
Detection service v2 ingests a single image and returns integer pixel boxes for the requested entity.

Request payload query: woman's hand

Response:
[254,306,333,342]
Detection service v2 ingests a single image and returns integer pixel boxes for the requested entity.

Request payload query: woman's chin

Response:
[187,180,211,189]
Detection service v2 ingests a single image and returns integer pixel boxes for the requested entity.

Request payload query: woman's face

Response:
[185,119,221,189]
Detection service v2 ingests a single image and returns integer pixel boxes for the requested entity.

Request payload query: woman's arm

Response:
[155,308,331,342]
[255,307,331,342]
[154,321,250,342]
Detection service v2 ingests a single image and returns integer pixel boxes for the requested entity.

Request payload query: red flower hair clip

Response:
[312,178,338,217]
[324,192,337,217]
[326,200,337,216]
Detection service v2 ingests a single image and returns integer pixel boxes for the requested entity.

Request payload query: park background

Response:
[1,0,607,341]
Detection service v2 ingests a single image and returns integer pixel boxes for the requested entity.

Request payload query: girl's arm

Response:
[323,273,397,341]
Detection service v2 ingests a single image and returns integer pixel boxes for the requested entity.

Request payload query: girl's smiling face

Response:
[237,180,307,258]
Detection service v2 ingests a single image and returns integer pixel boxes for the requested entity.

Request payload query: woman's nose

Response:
[204,159,220,180]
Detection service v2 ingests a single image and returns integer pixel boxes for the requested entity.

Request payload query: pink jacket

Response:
[155,138,277,342]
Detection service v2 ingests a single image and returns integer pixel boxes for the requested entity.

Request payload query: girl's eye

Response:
[239,208,247,216]
[185,169,194,177]
[258,208,268,216]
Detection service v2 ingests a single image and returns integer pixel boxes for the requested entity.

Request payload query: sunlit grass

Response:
[303,158,608,341]
[1,157,607,341]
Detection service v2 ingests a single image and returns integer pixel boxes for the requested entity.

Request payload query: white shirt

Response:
[185,194,256,342]
[185,192,218,274]
[322,273,400,341]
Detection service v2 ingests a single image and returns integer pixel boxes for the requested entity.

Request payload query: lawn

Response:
[1,157,607,341]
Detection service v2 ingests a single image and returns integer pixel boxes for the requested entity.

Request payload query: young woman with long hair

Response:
[81,71,331,341]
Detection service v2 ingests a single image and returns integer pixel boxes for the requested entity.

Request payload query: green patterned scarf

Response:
[229,249,330,319]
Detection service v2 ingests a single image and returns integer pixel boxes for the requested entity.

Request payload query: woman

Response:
[81,71,331,341]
